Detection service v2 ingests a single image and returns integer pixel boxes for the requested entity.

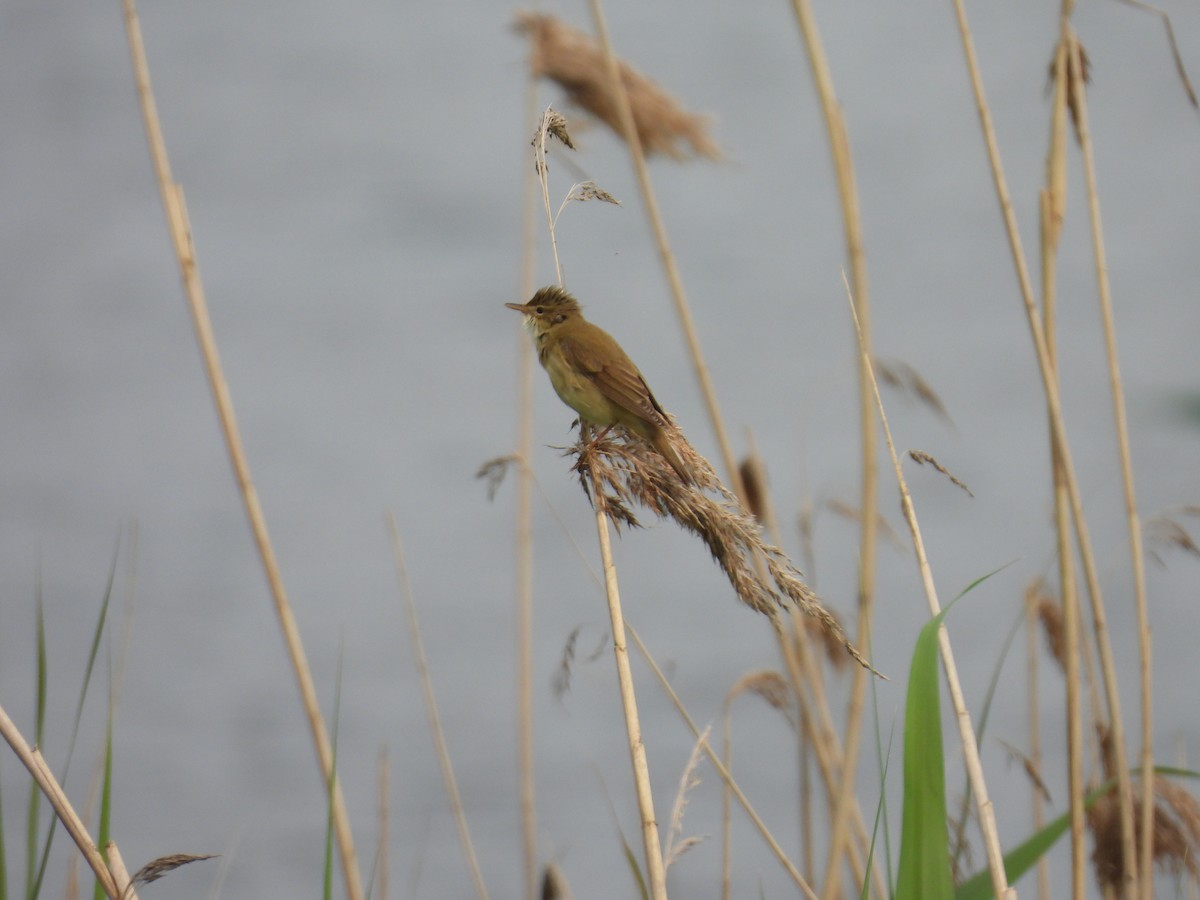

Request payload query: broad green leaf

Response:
[895,607,954,900]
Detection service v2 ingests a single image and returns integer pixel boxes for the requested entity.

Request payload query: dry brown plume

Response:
[998,738,1053,805]
[540,862,573,900]
[122,854,217,898]
[1033,581,1066,673]
[566,427,875,673]
[515,11,723,161]
[798,604,853,671]
[1145,512,1200,565]
[908,450,974,498]
[876,359,954,425]
[728,670,793,721]
[1088,777,1200,890]
[737,456,767,523]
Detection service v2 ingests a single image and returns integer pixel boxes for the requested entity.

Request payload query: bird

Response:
[506,285,694,484]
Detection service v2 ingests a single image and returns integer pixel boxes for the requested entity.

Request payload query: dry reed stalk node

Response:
[514,11,723,161]
[1087,777,1200,890]
[567,427,875,673]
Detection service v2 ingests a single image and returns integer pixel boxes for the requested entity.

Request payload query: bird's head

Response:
[505,285,582,334]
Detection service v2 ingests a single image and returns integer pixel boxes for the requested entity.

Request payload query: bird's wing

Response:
[557,334,668,427]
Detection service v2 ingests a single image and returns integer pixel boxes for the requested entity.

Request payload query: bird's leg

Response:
[576,420,614,453]
[576,422,614,475]
[586,424,614,450]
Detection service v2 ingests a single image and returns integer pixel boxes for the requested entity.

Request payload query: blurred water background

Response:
[1,0,1198,896]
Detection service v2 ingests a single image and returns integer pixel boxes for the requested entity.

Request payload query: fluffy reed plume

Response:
[998,738,1053,804]
[737,456,767,523]
[552,626,581,700]
[1087,777,1200,889]
[1033,582,1066,673]
[514,11,723,161]
[908,450,974,497]
[728,670,793,722]
[568,428,873,672]
[797,604,852,671]
[1145,513,1200,565]
[876,358,954,425]
[125,853,217,896]
[663,727,711,871]
[540,862,572,900]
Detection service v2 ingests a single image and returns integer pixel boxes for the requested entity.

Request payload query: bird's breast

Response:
[541,343,618,426]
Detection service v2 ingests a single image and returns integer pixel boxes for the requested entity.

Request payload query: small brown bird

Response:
[506,285,693,483]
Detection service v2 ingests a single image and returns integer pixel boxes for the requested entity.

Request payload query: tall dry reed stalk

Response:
[947,0,1158,892]
[783,1,879,893]
[0,702,122,898]
[386,515,489,900]
[1065,33,1155,897]
[555,12,886,894]
[1025,583,1051,900]
[514,64,542,900]
[527,107,668,900]
[119,2,362,897]
[1040,26,1089,898]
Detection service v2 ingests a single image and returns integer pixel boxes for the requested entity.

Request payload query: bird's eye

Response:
[535,307,545,315]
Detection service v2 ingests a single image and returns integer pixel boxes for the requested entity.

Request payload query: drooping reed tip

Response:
[515,11,724,162]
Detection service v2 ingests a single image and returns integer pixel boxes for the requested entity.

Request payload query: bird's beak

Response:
[505,302,530,314]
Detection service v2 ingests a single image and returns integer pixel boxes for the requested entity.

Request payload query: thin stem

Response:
[784,3,877,894]
[627,625,818,900]
[105,841,140,900]
[119,3,362,896]
[1025,592,1050,900]
[375,748,390,900]
[516,70,541,900]
[386,515,489,900]
[589,479,667,900]
[533,111,565,287]
[1068,35,1154,897]
[846,278,1012,900]
[0,702,120,899]
[721,696,734,900]
[1042,31,1088,898]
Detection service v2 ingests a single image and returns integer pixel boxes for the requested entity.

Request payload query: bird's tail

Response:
[652,428,696,486]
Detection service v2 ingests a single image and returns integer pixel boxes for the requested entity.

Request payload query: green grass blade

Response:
[617,829,649,900]
[31,539,119,899]
[92,654,115,900]
[861,727,894,900]
[69,537,120,774]
[894,606,955,900]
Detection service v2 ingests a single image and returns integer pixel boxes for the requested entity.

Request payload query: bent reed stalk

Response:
[119,3,363,897]
[846,281,1013,900]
